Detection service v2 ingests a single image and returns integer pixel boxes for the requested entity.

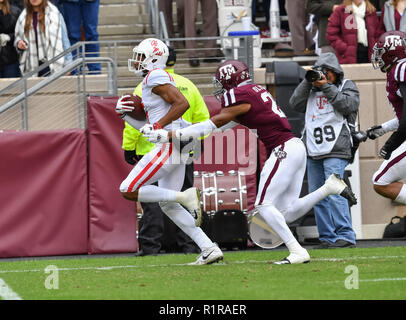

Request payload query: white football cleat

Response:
[273,249,310,265]
[325,174,357,206]
[188,244,224,265]
[176,187,202,227]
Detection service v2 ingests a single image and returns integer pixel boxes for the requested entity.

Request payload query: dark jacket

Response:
[289,53,360,160]
[306,0,343,48]
[326,4,380,64]
[0,5,21,68]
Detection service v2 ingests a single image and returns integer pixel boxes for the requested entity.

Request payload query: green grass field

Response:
[0,246,405,300]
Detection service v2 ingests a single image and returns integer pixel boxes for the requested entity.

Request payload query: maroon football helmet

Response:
[372,31,406,73]
[213,59,251,100]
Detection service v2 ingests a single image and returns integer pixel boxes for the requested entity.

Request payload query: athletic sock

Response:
[285,238,305,255]
[257,204,296,245]
[137,185,177,202]
[395,184,406,204]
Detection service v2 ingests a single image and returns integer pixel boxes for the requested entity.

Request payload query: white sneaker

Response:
[273,249,310,265]
[325,174,357,206]
[188,244,224,265]
[177,187,202,227]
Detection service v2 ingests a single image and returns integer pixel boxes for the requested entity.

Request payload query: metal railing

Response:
[148,0,160,38]
[0,42,117,131]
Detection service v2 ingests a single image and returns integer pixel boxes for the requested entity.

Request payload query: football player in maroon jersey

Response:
[144,60,357,264]
[368,31,406,204]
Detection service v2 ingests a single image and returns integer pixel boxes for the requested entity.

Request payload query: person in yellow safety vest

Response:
[121,47,210,256]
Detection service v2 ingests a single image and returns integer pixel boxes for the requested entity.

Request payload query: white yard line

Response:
[0,278,22,300]
[0,255,404,275]
[360,277,406,283]
[329,277,406,284]
[311,255,406,262]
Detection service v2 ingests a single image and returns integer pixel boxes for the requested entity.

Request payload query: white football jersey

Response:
[142,68,187,130]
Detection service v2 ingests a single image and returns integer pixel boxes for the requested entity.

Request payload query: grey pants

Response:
[184,0,218,58]
[285,0,314,55]
[158,0,185,39]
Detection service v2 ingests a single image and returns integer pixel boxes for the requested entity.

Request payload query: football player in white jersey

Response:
[115,38,223,265]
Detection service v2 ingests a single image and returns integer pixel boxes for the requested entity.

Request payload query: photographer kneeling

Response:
[289,52,360,249]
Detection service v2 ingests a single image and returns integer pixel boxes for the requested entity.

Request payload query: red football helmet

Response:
[372,31,406,73]
[213,59,251,99]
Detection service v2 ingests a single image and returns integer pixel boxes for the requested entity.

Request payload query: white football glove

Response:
[115,95,134,115]
[139,123,154,135]
[366,125,386,140]
[143,129,169,143]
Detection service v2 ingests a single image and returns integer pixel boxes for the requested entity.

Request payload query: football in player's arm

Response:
[116,38,224,265]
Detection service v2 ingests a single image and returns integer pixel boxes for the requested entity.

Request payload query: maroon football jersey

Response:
[221,83,294,156]
[387,58,406,120]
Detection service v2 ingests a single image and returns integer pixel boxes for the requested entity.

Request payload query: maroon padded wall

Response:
[87,97,139,254]
[0,129,88,257]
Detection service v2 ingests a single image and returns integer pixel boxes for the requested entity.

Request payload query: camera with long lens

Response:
[305,66,328,82]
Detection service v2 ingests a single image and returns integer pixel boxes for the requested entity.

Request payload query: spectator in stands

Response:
[252,0,294,56]
[252,0,270,35]
[285,0,315,56]
[184,0,220,67]
[122,47,209,256]
[0,0,22,78]
[307,0,342,54]
[253,0,291,36]
[289,52,359,249]
[326,0,380,64]
[60,0,100,74]
[378,0,406,35]
[158,0,184,48]
[14,0,71,77]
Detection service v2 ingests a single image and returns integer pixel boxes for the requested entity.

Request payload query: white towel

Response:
[352,1,368,47]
